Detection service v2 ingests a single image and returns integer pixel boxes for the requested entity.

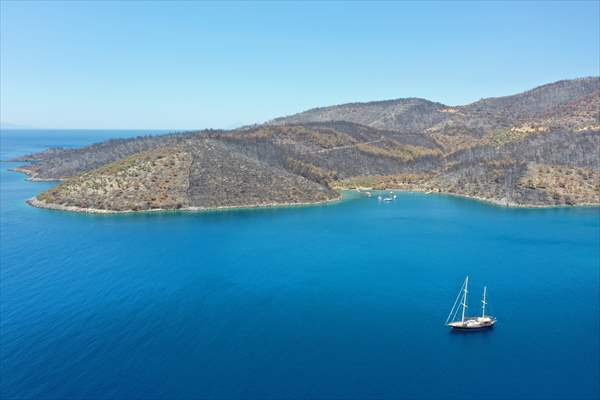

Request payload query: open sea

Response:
[1,130,599,399]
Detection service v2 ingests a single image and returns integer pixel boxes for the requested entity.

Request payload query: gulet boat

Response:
[445,276,496,330]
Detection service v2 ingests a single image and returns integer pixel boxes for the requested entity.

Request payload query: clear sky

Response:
[1,1,598,129]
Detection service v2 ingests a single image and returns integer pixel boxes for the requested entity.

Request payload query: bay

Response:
[1,130,598,399]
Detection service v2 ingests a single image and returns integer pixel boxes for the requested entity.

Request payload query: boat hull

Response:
[448,317,496,330]
[450,324,495,331]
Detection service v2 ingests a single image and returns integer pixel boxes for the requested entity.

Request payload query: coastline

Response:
[26,188,600,215]
[11,167,599,213]
[9,167,65,182]
[344,184,600,209]
[386,188,600,209]
[26,193,344,215]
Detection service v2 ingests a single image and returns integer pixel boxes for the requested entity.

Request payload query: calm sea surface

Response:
[1,130,599,399]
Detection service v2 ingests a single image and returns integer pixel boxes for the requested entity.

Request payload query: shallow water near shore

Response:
[1,130,599,399]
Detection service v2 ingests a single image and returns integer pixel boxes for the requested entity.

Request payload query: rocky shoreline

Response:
[9,167,64,182]
[11,164,600,213]
[391,188,600,209]
[25,192,344,215]
[345,185,600,209]
[24,184,599,215]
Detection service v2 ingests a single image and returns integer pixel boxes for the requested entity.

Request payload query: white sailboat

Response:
[445,276,496,330]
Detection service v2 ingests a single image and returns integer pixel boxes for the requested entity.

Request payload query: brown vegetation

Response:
[15,77,600,211]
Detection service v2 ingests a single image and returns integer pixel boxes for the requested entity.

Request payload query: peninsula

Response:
[14,77,600,213]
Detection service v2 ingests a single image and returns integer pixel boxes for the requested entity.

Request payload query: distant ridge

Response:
[271,77,600,132]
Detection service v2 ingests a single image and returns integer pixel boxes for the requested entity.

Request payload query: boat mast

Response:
[461,276,469,322]
[481,286,487,317]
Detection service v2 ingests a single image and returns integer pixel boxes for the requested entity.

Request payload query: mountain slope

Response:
[14,77,600,212]
[463,77,599,120]
[273,77,599,139]
[271,98,449,133]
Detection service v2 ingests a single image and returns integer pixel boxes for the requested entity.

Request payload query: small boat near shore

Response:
[445,276,496,330]
[377,192,397,202]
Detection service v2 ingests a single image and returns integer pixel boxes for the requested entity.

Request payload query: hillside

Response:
[270,98,449,133]
[14,77,600,212]
[273,77,600,151]
[273,77,598,131]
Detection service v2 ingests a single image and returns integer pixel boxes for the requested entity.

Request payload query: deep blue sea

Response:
[1,130,599,399]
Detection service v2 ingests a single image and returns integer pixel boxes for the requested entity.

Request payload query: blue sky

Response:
[1,1,598,129]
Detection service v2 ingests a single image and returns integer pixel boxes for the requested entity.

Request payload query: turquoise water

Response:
[1,130,599,399]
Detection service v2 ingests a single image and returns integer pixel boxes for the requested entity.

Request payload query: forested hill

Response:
[14,77,600,212]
